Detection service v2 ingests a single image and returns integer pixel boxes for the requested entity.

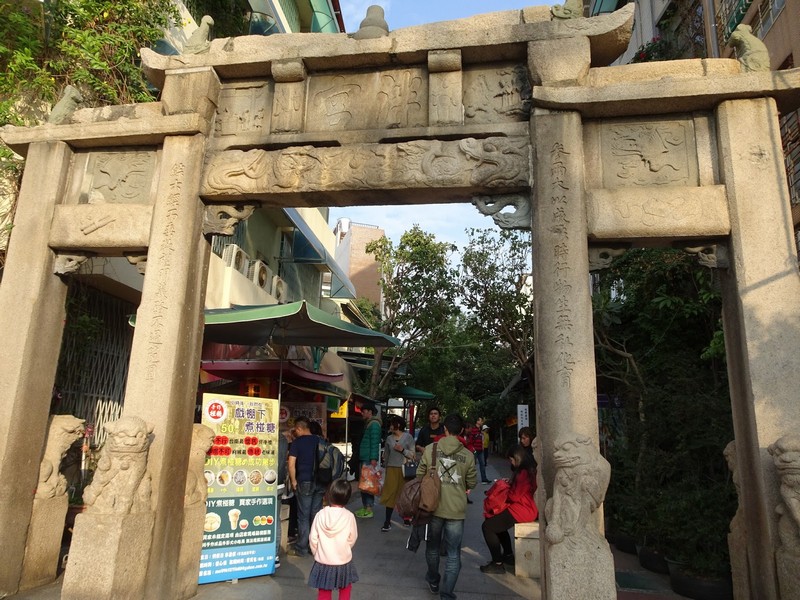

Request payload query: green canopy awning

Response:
[203,300,400,348]
[392,385,435,400]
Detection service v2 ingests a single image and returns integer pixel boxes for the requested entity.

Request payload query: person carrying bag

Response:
[379,415,416,531]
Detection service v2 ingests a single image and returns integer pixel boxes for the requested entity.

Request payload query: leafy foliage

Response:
[364,225,460,399]
[460,228,535,399]
[596,249,735,576]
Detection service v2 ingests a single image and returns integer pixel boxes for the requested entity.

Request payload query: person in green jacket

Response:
[355,401,382,518]
[417,414,477,599]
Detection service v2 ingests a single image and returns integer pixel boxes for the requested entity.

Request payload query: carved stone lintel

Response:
[202,137,530,198]
[202,203,257,236]
[588,247,626,271]
[125,253,148,275]
[683,244,729,269]
[54,254,89,275]
[472,194,531,230]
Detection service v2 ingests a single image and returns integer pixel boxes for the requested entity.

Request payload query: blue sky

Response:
[330,0,546,250]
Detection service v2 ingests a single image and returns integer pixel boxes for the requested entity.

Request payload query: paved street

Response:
[11,454,683,600]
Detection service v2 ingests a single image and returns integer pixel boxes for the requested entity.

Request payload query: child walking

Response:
[308,479,359,600]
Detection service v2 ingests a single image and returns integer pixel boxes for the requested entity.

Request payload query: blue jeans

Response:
[474,450,488,482]
[360,461,375,508]
[295,480,325,554]
[425,516,464,600]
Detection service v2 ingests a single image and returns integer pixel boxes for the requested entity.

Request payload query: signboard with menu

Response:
[199,393,280,584]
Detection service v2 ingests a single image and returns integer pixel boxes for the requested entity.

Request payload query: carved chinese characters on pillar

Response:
[307,69,428,131]
[463,65,532,125]
[272,83,304,133]
[146,161,184,381]
[202,137,529,197]
[601,120,698,188]
[75,150,156,205]
[551,142,575,388]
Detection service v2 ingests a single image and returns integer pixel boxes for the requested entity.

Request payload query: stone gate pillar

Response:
[0,141,72,596]
[716,97,800,599]
[531,111,615,600]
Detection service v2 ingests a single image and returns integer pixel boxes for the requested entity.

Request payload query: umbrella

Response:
[203,300,400,348]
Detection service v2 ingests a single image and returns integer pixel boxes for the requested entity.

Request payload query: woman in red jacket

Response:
[479,445,538,574]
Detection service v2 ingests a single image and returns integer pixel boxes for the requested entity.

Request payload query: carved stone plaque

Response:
[462,64,532,125]
[306,68,428,131]
[70,150,158,205]
[214,81,271,142]
[600,118,699,188]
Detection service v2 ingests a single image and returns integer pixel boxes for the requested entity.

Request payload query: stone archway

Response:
[1,4,800,599]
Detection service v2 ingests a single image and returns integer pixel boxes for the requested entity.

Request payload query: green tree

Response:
[595,248,735,575]
[364,225,460,400]
[460,228,536,398]
[409,313,519,421]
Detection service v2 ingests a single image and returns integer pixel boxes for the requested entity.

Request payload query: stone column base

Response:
[62,512,155,600]
[19,495,68,591]
[777,551,800,600]
[176,504,205,600]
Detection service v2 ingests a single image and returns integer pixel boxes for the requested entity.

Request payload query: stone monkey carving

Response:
[48,85,83,125]
[728,24,770,73]
[768,434,800,553]
[551,0,585,20]
[36,415,86,499]
[183,16,214,55]
[185,424,215,507]
[82,416,153,514]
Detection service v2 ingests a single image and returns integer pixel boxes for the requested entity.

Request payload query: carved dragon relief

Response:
[472,194,531,230]
[202,204,257,236]
[683,244,728,269]
[202,137,530,197]
[54,254,90,275]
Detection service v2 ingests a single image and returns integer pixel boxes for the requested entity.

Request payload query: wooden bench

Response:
[514,522,540,579]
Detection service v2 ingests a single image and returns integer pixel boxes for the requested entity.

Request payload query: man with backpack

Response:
[287,416,325,557]
[417,414,476,599]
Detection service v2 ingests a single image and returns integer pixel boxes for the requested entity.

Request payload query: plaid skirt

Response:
[308,560,359,590]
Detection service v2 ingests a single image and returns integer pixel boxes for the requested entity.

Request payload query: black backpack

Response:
[315,437,346,484]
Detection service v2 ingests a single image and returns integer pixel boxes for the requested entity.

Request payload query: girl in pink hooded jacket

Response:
[308,479,359,600]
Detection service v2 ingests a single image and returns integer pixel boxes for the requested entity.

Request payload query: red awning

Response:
[200,359,344,383]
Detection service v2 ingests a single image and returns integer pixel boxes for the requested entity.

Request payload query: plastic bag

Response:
[358,464,382,495]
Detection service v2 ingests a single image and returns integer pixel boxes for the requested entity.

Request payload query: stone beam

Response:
[533,64,800,118]
[200,136,531,206]
[0,110,209,157]
[586,185,730,243]
[49,205,153,254]
[140,5,633,88]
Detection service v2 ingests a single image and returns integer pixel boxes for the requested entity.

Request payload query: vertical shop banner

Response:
[199,393,280,584]
[517,404,529,432]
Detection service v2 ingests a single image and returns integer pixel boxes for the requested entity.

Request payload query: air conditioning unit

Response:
[247,260,273,293]
[222,244,249,275]
[272,275,288,302]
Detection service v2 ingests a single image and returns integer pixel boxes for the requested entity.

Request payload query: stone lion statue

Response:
[769,433,800,553]
[185,424,215,507]
[546,432,610,545]
[36,415,85,499]
[82,416,153,515]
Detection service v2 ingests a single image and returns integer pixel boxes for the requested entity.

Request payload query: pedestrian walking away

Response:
[356,400,381,519]
[288,417,326,556]
[480,444,538,574]
[465,416,490,484]
[417,413,477,600]
[308,479,359,600]
[379,415,416,531]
